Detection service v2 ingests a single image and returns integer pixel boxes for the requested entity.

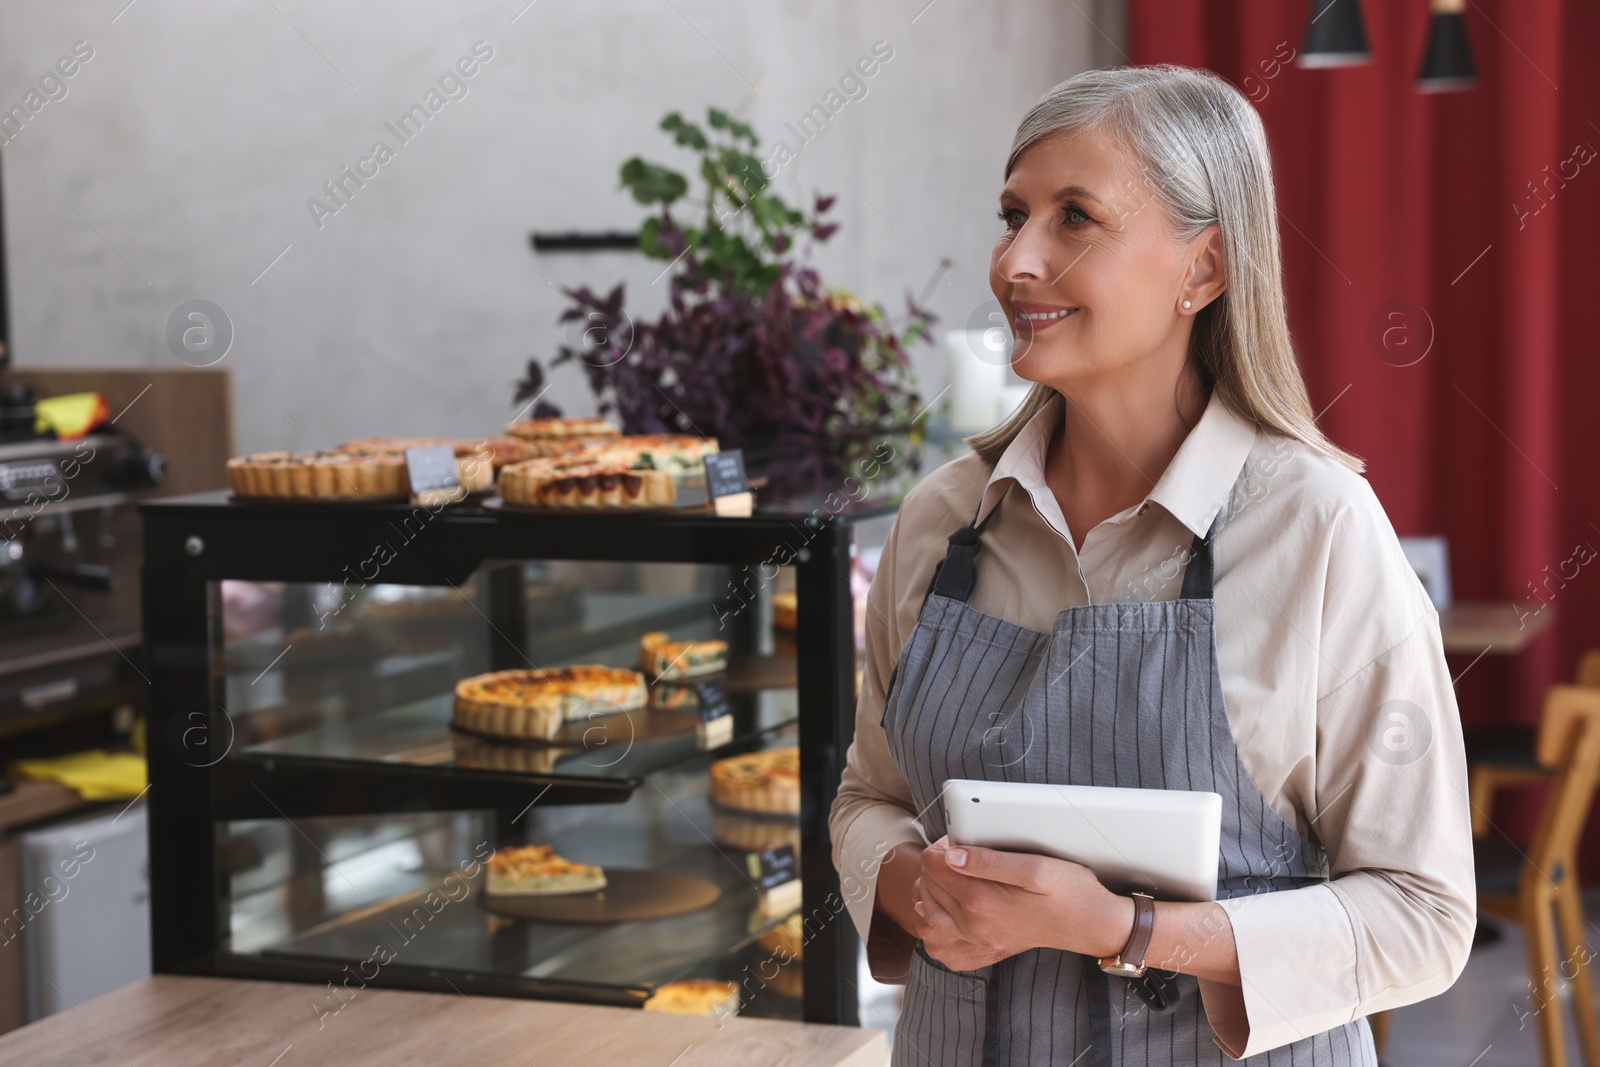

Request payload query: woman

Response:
[829,64,1475,1065]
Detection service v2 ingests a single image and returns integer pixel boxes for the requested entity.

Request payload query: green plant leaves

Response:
[620,156,687,205]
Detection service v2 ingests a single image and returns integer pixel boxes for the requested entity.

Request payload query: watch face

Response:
[1100,960,1147,979]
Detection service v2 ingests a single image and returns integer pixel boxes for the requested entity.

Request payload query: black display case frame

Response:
[140,489,891,1026]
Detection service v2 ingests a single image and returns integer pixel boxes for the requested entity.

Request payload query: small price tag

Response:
[748,843,801,919]
[405,444,465,508]
[703,450,753,517]
[694,678,733,748]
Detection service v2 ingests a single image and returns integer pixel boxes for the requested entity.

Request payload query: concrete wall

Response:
[0,0,1098,452]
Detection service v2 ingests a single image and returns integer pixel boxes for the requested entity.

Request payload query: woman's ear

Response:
[1182,223,1228,310]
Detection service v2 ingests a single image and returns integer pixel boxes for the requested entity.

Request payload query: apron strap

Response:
[1178,512,1222,601]
[926,498,1000,603]
[1084,965,1115,1067]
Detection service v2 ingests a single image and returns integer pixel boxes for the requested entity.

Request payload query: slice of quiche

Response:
[485,844,607,896]
[639,631,728,680]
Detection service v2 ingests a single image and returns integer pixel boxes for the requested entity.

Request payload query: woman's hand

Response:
[915,836,1136,962]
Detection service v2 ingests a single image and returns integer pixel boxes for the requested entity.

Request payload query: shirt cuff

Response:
[832,802,925,966]
[1202,884,1361,1058]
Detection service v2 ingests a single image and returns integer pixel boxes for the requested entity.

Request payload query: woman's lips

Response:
[1013,305,1079,336]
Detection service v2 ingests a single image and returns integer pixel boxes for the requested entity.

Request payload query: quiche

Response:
[498,458,677,509]
[639,632,728,680]
[454,665,647,741]
[227,451,408,501]
[710,747,800,815]
[485,844,606,896]
[505,416,620,441]
[585,434,720,475]
[643,979,740,1018]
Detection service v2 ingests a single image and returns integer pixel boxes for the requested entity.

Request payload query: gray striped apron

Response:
[880,501,1379,1066]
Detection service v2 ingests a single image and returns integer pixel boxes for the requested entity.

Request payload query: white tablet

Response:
[942,778,1222,902]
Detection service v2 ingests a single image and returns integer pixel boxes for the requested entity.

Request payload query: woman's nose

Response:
[996,221,1052,282]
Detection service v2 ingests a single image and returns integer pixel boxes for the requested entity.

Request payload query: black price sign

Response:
[694,678,730,723]
[404,444,460,494]
[749,843,798,891]
[702,449,748,499]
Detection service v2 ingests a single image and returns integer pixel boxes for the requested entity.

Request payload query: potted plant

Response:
[515,107,936,492]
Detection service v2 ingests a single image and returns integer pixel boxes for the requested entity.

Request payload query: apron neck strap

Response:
[927,498,1000,602]
[930,497,1222,605]
[1178,513,1221,601]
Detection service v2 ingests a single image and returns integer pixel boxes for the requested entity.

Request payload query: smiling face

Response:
[991,125,1220,393]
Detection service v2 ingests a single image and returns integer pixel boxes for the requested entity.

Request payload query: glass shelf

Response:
[235,661,798,790]
[229,757,807,1018]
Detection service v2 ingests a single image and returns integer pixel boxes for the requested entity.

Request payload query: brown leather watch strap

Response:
[1098,892,1156,976]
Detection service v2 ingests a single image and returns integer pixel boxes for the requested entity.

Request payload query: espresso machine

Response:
[0,156,167,762]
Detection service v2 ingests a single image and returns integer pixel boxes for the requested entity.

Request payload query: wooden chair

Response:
[1471,683,1600,1067]
[1467,651,1600,835]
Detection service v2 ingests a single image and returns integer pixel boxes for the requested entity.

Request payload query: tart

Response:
[333,437,496,493]
[227,451,408,501]
[710,747,800,815]
[454,665,648,741]
[485,844,606,896]
[643,979,740,1017]
[498,459,677,509]
[505,416,620,441]
[639,632,728,680]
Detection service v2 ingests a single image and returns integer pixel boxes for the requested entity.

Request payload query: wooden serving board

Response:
[480,868,721,924]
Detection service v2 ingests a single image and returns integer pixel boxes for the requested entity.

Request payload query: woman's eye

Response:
[1065,205,1091,226]
[996,207,1025,230]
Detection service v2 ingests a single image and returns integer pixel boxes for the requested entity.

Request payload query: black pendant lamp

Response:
[1299,0,1372,68]
[1417,0,1477,91]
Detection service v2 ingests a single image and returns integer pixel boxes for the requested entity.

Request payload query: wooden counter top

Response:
[0,975,887,1066]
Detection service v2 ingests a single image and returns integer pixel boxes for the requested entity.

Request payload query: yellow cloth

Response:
[9,750,146,800]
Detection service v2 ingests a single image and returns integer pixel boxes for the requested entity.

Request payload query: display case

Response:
[140,485,903,1026]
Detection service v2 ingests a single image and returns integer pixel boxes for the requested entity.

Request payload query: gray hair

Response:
[967,64,1364,474]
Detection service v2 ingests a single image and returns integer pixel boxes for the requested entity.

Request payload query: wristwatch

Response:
[1097,892,1156,978]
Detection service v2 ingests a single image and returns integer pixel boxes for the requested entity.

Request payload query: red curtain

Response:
[1128,1,1600,871]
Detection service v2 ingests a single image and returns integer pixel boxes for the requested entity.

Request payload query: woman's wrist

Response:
[1053,887,1137,958]
[872,841,926,938]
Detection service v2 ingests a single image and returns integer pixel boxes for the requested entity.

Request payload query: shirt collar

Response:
[975,389,1261,540]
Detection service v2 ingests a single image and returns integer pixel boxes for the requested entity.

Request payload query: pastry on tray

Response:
[485,844,606,895]
[505,416,620,441]
[227,451,409,501]
[498,459,677,509]
[639,632,728,680]
[710,747,800,816]
[643,979,740,1017]
[454,665,647,741]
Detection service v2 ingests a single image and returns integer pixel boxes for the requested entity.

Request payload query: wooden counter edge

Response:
[0,974,890,1067]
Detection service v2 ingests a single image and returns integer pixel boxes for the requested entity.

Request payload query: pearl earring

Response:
[1182,300,1192,309]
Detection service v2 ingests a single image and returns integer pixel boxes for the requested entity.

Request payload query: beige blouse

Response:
[829,390,1476,1058]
